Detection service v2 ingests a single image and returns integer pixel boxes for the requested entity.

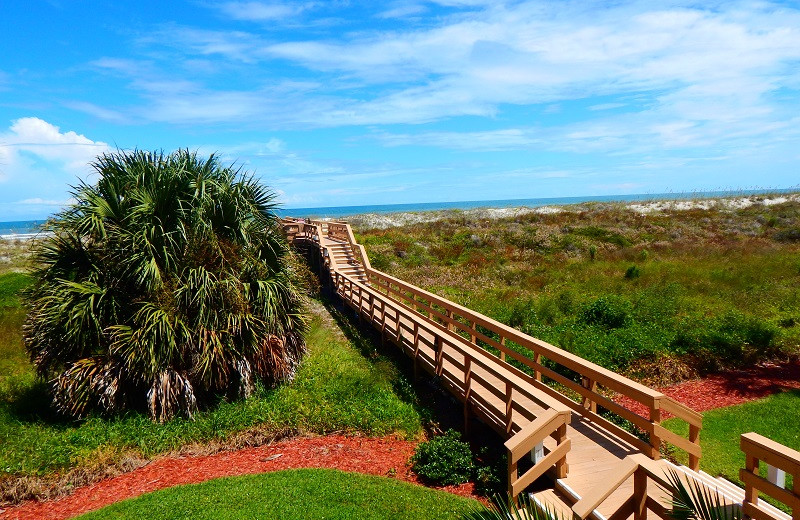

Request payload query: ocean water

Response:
[278,188,797,219]
[1,188,796,235]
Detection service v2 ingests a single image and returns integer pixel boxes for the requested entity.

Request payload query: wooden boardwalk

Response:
[283,218,795,520]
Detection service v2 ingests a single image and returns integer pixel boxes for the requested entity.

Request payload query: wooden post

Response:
[500,336,506,362]
[508,455,518,504]
[412,322,420,382]
[555,423,569,478]
[633,467,647,520]
[380,300,387,347]
[435,335,443,376]
[582,377,597,413]
[470,321,477,344]
[533,352,542,381]
[650,406,662,460]
[446,310,454,331]
[368,292,375,324]
[688,424,700,470]
[505,380,513,435]
[744,453,759,505]
[464,355,472,435]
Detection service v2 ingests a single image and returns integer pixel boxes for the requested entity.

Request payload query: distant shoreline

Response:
[2,188,798,236]
[344,191,800,229]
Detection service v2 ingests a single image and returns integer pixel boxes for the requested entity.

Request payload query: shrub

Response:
[670,312,779,368]
[24,150,308,422]
[625,265,641,279]
[410,430,474,486]
[579,296,631,329]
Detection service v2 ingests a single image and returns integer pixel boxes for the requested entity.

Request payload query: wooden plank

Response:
[573,457,638,519]
[653,424,702,458]
[505,409,564,460]
[740,470,800,511]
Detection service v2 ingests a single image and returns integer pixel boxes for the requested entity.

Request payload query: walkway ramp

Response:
[283,217,798,520]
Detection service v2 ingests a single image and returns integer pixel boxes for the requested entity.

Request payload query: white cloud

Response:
[0,118,108,219]
[214,1,314,21]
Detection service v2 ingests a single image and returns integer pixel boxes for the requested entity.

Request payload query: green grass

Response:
[356,199,800,380]
[75,469,479,519]
[663,390,800,487]
[0,271,422,480]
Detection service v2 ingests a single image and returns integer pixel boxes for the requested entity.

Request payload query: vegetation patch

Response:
[356,198,800,380]
[74,469,479,520]
[411,430,475,486]
[1,299,422,503]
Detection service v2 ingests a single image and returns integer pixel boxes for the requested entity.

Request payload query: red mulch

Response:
[617,361,800,419]
[0,435,486,520]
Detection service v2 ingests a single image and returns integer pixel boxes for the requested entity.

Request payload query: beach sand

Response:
[342,192,800,229]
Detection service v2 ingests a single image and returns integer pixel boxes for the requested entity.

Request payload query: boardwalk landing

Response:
[284,218,793,520]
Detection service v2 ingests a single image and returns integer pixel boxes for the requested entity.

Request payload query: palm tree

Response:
[24,149,308,422]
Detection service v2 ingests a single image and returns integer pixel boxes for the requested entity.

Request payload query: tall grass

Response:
[356,199,800,381]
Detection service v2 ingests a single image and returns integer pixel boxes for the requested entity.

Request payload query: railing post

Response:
[533,352,542,382]
[508,454,518,504]
[633,467,647,520]
[744,453,759,505]
[413,322,420,382]
[464,355,472,435]
[446,310,454,331]
[380,300,387,347]
[555,422,569,478]
[689,424,700,470]
[500,336,506,362]
[470,321,477,344]
[505,380,513,435]
[582,377,597,413]
[435,335,443,376]
[649,406,662,460]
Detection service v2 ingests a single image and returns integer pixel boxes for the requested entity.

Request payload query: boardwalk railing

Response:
[329,267,572,498]
[741,433,800,520]
[366,267,702,469]
[284,217,702,501]
[296,218,703,468]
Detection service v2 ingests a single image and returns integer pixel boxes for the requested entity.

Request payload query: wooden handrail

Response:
[741,432,800,520]
[364,266,701,466]
[285,218,704,499]
[506,409,571,497]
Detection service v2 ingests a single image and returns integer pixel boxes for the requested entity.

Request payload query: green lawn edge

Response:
[75,468,480,520]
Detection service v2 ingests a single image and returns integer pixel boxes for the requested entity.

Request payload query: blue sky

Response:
[1,1,799,220]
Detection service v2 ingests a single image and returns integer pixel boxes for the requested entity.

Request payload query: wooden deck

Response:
[283,219,796,520]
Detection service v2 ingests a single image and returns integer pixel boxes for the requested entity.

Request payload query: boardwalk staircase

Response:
[283,217,799,520]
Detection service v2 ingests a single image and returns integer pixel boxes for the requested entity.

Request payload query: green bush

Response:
[625,265,641,279]
[671,312,779,367]
[411,429,474,486]
[579,296,631,329]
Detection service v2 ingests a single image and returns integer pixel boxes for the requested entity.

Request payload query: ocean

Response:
[1,188,796,236]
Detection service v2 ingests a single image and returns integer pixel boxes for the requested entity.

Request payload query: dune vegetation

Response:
[355,197,800,383]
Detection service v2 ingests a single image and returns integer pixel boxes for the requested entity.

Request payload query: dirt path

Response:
[0,435,483,520]
[617,361,800,417]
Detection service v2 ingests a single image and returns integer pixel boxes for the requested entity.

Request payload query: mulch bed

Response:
[0,435,485,520]
[4,362,799,520]
[617,361,800,418]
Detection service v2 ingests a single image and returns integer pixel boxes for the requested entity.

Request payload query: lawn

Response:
[663,390,800,489]
[355,199,800,382]
[75,469,480,520]
[1,271,423,498]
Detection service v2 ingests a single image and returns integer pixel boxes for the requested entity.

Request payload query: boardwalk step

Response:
[531,488,576,520]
